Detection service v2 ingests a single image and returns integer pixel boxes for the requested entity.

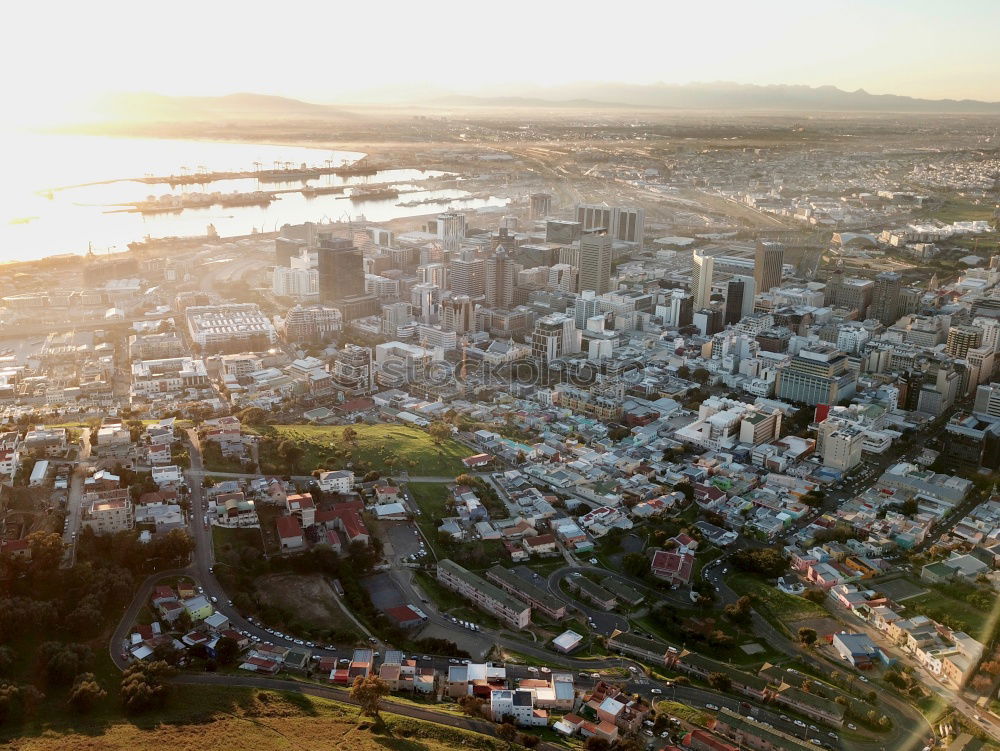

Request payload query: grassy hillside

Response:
[4,686,507,751]
[258,423,469,476]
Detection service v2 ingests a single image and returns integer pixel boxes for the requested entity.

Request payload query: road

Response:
[61,428,91,568]
[103,431,931,751]
[701,557,936,751]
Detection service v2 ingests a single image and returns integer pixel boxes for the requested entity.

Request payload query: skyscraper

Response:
[440,295,475,334]
[530,193,552,221]
[947,325,984,359]
[578,233,613,294]
[449,251,485,298]
[724,276,755,325]
[437,212,466,251]
[575,203,644,249]
[573,290,602,330]
[485,248,515,310]
[871,271,903,326]
[316,237,364,306]
[754,239,784,295]
[775,345,857,406]
[692,249,714,310]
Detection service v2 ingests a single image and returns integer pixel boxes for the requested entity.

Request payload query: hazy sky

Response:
[7,0,1000,122]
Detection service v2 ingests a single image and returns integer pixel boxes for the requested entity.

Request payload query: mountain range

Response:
[87,83,1000,122]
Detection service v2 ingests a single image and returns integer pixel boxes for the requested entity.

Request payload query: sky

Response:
[6,0,1000,123]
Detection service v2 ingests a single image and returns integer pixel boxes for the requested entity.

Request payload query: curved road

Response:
[106,430,929,751]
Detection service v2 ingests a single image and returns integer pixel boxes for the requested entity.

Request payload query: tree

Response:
[971,674,993,693]
[899,498,919,517]
[497,722,520,747]
[458,695,485,717]
[68,673,107,713]
[724,595,753,625]
[120,661,173,713]
[585,737,611,751]
[798,627,817,646]
[342,427,359,445]
[520,734,540,749]
[692,368,710,385]
[707,672,732,692]
[676,366,691,380]
[674,482,695,503]
[26,531,65,571]
[350,674,389,719]
[428,422,452,445]
[215,636,240,667]
[455,473,478,487]
[622,552,648,578]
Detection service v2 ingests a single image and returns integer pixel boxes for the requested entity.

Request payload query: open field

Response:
[3,685,510,751]
[212,524,265,555]
[258,424,469,477]
[408,482,451,519]
[728,573,828,623]
[906,589,992,638]
[871,576,927,602]
[254,572,359,638]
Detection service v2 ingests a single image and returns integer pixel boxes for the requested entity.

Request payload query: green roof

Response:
[572,577,617,604]
[716,707,814,750]
[680,651,769,691]
[604,577,645,605]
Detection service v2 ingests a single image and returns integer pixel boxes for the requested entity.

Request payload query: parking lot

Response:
[382,520,428,564]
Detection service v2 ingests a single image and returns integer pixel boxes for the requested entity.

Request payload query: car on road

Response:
[808,725,818,731]
[294,639,304,646]
[828,732,837,739]
[421,655,430,660]
[643,730,653,737]
[339,658,350,664]
[628,666,638,673]
[858,675,869,682]
[847,723,856,730]
[704,704,718,711]
[590,673,600,679]
[650,688,662,695]
[210,596,218,603]
[589,558,599,565]
[793,720,806,728]
[449,658,459,664]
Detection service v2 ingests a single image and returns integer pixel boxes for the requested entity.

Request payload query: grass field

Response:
[2,685,511,751]
[728,573,828,623]
[408,482,451,519]
[922,197,997,224]
[259,424,469,476]
[906,589,991,638]
[212,524,265,555]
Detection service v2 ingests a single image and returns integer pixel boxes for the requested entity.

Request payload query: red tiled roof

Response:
[275,515,302,539]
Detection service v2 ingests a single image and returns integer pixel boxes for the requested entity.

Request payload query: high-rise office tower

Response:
[575,204,644,249]
[871,271,903,326]
[663,289,694,328]
[530,193,552,221]
[417,262,448,288]
[754,239,784,295]
[531,314,579,363]
[437,212,466,252]
[316,237,364,306]
[692,249,714,310]
[578,233,613,294]
[546,220,582,245]
[724,276,755,325]
[411,282,436,324]
[824,269,874,318]
[947,325,985,359]
[448,251,485,298]
[485,248,515,310]
[440,295,475,334]
[573,290,602,330]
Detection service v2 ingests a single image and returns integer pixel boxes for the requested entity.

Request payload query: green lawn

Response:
[409,482,451,519]
[413,571,502,629]
[259,423,469,476]
[200,441,247,473]
[906,589,991,639]
[727,572,828,622]
[921,197,997,224]
[212,524,265,556]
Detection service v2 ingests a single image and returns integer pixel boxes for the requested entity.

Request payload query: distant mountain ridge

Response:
[90,92,356,122]
[87,83,1000,121]
[433,82,1000,112]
